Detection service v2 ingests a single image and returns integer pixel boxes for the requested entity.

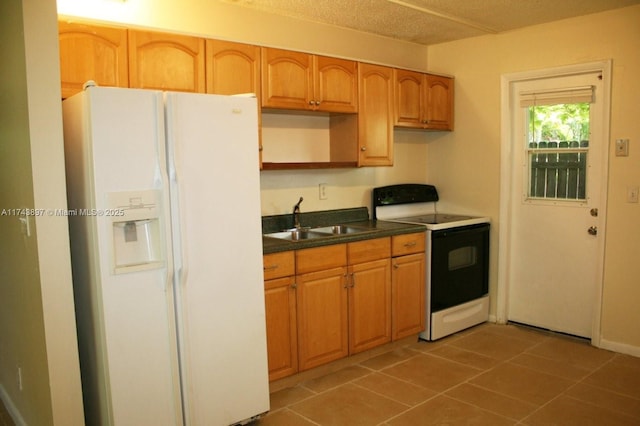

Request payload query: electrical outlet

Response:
[627,186,639,203]
[319,183,328,200]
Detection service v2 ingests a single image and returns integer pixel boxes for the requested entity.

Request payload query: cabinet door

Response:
[264,276,298,381]
[296,267,348,371]
[205,39,260,96]
[58,22,128,99]
[205,39,263,166]
[392,253,426,340]
[314,56,358,113]
[394,69,424,128]
[261,48,313,110]
[128,30,205,92]
[424,74,454,130]
[358,63,394,166]
[349,259,391,354]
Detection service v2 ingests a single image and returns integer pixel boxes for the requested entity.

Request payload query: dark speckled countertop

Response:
[262,207,426,254]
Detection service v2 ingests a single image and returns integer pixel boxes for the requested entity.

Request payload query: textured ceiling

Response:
[221,0,640,45]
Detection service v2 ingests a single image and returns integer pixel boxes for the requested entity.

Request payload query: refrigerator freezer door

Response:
[165,92,269,425]
[63,87,183,425]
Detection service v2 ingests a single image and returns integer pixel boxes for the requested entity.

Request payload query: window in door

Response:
[521,86,594,201]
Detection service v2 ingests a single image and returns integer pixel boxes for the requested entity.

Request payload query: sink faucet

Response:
[293,197,304,229]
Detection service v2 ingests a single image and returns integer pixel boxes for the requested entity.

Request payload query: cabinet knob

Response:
[393,263,399,269]
[308,100,315,105]
[291,283,298,289]
[315,101,320,106]
[360,146,367,151]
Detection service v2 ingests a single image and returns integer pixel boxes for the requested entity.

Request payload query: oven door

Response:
[430,223,489,312]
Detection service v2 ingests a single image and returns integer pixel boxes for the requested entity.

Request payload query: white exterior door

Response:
[505,69,608,338]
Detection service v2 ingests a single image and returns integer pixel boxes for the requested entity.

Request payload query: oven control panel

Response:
[372,184,439,207]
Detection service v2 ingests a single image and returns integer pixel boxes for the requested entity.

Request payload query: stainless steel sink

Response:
[311,224,373,235]
[264,229,332,241]
[264,224,375,242]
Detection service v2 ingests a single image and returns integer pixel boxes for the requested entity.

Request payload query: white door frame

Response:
[497,60,612,346]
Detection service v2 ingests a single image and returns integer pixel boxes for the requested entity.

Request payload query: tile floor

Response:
[1,323,638,425]
[257,323,640,425]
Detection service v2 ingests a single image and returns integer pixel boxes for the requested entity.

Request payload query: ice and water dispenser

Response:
[108,190,165,273]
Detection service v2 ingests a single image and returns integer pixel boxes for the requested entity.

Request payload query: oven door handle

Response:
[432,223,489,238]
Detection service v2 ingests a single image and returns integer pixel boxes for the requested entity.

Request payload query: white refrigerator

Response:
[62,86,270,425]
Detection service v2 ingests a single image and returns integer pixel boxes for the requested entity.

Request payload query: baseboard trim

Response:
[598,338,640,358]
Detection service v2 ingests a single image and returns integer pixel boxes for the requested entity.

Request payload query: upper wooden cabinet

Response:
[425,74,454,130]
[394,69,454,130]
[205,40,260,96]
[314,55,358,113]
[358,63,394,166]
[128,30,205,93]
[58,22,128,99]
[261,48,358,113]
[205,40,263,167]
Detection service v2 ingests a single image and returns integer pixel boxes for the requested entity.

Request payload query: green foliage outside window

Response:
[528,103,590,144]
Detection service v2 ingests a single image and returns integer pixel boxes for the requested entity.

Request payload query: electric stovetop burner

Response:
[393,213,479,225]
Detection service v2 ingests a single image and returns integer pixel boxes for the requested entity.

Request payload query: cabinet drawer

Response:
[392,232,426,256]
[347,237,390,265]
[296,244,347,275]
[263,251,295,280]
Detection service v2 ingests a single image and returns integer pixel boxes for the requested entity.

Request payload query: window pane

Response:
[526,103,589,201]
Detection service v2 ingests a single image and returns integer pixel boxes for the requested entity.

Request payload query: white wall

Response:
[0,0,84,424]
[427,5,640,352]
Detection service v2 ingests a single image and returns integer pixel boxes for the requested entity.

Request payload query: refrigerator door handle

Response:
[165,113,189,290]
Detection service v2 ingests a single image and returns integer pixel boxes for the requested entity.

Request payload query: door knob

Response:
[588,226,598,235]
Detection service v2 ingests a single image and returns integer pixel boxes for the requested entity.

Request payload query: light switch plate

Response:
[615,138,629,156]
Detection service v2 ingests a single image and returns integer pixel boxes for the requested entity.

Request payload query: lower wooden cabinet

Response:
[263,232,424,381]
[264,276,298,381]
[296,266,349,371]
[347,238,392,354]
[392,252,426,339]
[263,251,297,381]
[391,233,426,339]
[349,258,391,353]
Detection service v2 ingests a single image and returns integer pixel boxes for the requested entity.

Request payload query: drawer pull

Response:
[404,241,417,247]
[263,264,279,271]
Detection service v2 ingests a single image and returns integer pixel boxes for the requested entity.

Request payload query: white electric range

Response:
[373,184,491,340]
